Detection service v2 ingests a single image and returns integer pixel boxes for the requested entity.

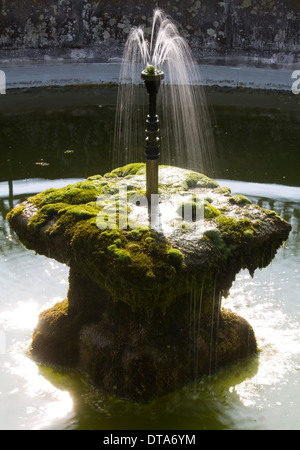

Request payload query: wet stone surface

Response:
[7,163,292,401]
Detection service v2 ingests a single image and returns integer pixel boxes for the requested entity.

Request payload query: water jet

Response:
[113,8,215,175]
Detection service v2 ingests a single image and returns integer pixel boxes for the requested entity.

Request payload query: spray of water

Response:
[113,8,217,176]
[190,276,205,383]
[113,9,219,380]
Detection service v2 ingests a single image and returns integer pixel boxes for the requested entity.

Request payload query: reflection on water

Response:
[0,88,300,430]
[0,87,300,185]
[0,300,40,330]
[3,353,73,430]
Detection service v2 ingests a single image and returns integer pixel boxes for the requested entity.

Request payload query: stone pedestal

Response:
[31,267,257,402]
[7,163,291,401]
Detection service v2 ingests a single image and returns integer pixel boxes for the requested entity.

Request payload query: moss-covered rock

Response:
[229,194,252,206]
[7,162,291,313]
[31,268,257,403]
[167,248,185,269]
[7,163,292,402]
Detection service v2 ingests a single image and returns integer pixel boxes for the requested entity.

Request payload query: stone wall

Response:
[0,0,299,66]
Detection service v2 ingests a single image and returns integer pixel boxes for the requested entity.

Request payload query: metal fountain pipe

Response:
[141,66,164,206]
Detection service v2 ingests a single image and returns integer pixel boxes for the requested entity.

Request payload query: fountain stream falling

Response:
[113,9,219,376]
[113,8,216,177]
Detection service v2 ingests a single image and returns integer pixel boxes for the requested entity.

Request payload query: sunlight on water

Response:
[0,232,73,429]
[0,294,74,430]
[224,265,300,415]
[0,300,40,330]
[4,353,73,430]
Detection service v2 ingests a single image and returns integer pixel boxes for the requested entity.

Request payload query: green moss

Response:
[113,238,122,247]
[127,226,149,241]
[215,215,256,251]
[145,236,155,244]
[217,215,254,233]
[262,208,281,219]
[204,215,257,258]
[27,203,61,231]
[204,228,226,252]
[177,198,220,221]
[204,201,221,219]
[26,201,101,234]
[39,298,69,327]
[30,183,100,208]
[216,186,231,196]
[87,174,103,182]
[7,163,290,317]
[60,204,99,220]
[110,247,131,264]
[6,203,25,223]
[146,65,155,74]
[183,172,219,190]
[59,215,187,314]
[229,194,252,206]
[244,229,254,239]
[104,163,145,179]
[167,248,184,269]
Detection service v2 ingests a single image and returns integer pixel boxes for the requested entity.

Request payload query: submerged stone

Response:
[7,163,292,401]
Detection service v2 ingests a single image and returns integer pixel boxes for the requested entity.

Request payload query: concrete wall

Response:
[0,0,299,67]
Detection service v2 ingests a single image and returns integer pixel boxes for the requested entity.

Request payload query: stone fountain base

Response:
[31,267,256,402]
[7,163,291,401]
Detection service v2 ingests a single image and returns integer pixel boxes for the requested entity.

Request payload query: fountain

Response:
[113,8,215,175]
[6,9,292,402]
[141,64,164,205]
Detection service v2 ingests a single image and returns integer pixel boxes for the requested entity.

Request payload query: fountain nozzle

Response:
[141,66,164,95]
[141,66,164,205]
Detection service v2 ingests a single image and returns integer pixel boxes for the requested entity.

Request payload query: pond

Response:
[0,85,299,430]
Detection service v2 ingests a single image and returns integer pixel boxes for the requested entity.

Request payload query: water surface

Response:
[0,86,299,430]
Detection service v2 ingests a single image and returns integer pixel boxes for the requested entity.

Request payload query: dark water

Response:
[0,86,299,430]
[1,86,299,185]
